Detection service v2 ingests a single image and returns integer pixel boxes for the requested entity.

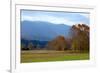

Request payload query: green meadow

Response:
[21,50,89,63]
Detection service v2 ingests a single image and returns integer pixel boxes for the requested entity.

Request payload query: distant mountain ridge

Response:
[21,21,71,41]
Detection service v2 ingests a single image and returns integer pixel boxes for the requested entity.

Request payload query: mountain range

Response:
[21,21,71,41]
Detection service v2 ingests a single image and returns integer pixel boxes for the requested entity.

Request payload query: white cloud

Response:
[21,16,33,21]
[21,15,75,26]
[80,14,90,18]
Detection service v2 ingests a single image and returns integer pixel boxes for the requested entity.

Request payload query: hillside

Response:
[21,21,71,41]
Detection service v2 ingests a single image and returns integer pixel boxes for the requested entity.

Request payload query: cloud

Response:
[21,10,90,26]
[22,15,75,26]
[79,13,90,19]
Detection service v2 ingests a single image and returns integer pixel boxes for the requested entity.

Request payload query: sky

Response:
[21,10,90,26]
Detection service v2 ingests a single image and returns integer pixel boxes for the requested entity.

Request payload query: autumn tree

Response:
[46,36,68,51]
[70,24,89,52]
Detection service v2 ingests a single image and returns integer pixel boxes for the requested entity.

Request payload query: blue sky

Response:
[21,10,90,26]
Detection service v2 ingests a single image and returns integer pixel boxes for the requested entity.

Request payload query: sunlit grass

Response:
[21,50,89,63]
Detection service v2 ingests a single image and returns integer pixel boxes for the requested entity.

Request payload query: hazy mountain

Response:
[21,21,71,41]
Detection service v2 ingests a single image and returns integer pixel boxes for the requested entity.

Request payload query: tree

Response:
[21,43,26,50]
[46,36,68,51]
[28,42,34,50]
[70,24,89,52]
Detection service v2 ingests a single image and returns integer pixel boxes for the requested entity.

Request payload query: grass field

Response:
[21,50,89,63]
